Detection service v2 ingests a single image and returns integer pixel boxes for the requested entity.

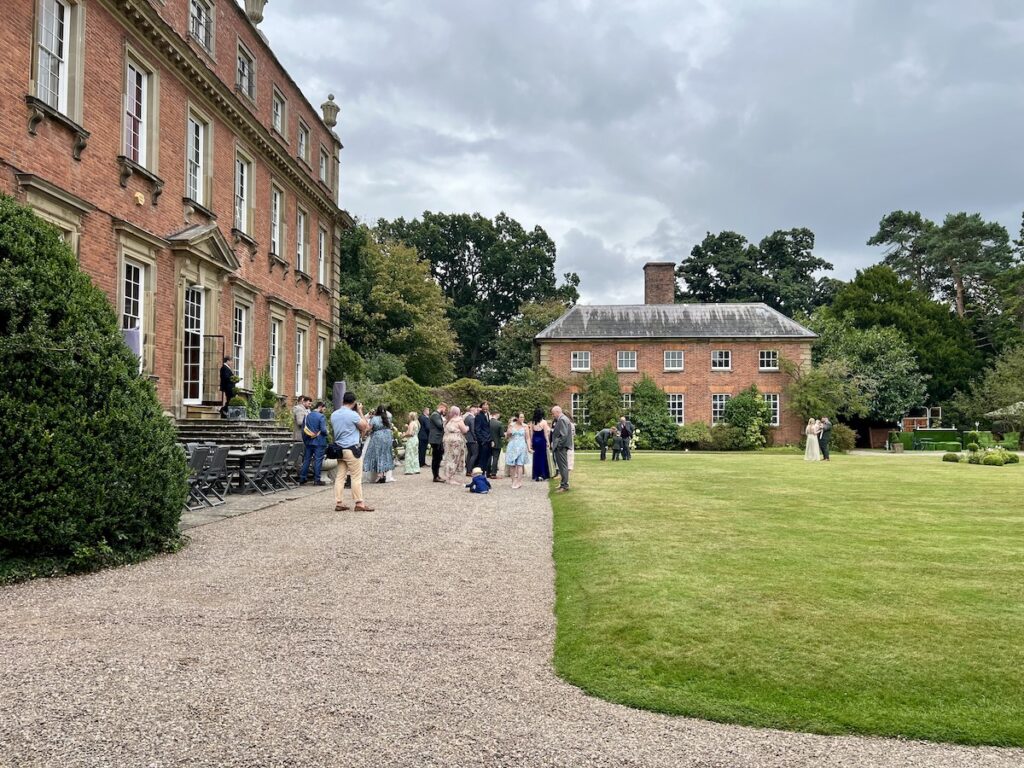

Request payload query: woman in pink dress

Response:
[441,405,470,484]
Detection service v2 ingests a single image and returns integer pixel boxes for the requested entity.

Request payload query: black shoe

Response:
[298,479,308,485]
[433,477,444,483]
[313,480,326,486]
[376,478,386,484]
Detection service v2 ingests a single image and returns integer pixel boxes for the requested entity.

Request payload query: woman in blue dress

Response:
[505,412,529,489]
[364,405,396,483]
[529,407,550,482]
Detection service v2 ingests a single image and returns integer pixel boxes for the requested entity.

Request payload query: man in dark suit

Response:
[428,403,447,482]
[299,401,328,485]
[595,427,613,460]
[475,403,493,474]
[464,406,479,476]
[488,411,504,478]
[417,407,431,467]
[619,416,634,460]
[818,416,833,461]
[219,356,235,416]
[551,405,573,492]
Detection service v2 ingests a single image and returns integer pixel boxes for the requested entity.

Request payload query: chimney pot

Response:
[643,262,676,305]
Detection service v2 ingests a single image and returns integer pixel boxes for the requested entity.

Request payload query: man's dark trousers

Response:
[430,443,444,480]
[418,436,428,467]
[465,442,479,475]
[596,437,607,460]
[477,442,492,475]
[300,440,325,482]
[819,425,832,461]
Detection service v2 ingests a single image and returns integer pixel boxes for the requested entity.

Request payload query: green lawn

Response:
[551,452,1024,746]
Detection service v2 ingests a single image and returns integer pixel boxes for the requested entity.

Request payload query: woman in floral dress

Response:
[364,405,396,482]
[441,405,470,484]
[402,411,420,475]
[504,412,529,489]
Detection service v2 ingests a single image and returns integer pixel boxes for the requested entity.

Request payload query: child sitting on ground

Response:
[466,467,492,494]
[612,428,623,461]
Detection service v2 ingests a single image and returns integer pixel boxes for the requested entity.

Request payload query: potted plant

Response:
[226,395,248,420]
[248,369,277,420]
[259,388,278,420]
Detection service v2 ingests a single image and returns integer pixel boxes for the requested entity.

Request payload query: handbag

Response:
[326,443,340,460]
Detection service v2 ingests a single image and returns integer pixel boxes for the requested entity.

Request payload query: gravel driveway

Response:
[1,472,1021,767]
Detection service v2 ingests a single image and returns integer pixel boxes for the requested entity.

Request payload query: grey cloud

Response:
[257,0,1024,303]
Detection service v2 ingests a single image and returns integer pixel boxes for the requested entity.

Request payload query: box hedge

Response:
[0,195,187,582]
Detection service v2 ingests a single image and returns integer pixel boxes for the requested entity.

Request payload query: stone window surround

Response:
[236,39,256,102]
[316,333,328,400]
[271,86,288,140]
[184,101,214,208]
[294,317,310,397]
[15,173,94,257]
[28,0,87,127]
[122,44,160,173]
[231,282,257,388]
[233,143,255,235]
[188,0,216,56]
[268,303,288,394]
[114,222,164,376]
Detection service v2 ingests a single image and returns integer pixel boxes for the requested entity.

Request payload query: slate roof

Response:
[535,303,817,340]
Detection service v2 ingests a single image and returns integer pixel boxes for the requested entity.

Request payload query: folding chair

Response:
[197,446,230,506]
[185,446,212,510]
[267,444,294,491]
[283,442,304,485]
[240,446,278,496]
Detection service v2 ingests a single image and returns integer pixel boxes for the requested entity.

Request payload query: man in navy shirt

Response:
[299,401,328,485]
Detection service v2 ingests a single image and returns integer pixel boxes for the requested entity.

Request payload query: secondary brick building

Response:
[1,0,350,416]
[535,263,816,445]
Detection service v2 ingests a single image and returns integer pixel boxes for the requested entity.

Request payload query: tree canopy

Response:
[484,298,570,385]
[376,211,579,378]
[676,227,833,315]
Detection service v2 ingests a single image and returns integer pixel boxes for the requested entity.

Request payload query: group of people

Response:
[594,416,635,461]
[424,403,575,492]
[290,393,579,513]
[804,417,833,462]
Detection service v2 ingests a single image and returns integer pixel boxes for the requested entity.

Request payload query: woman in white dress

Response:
[804,418,822,462]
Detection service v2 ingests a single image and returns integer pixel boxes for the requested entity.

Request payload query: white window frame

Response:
[316,336,326,399]
[121,259,144,338]
[269,318,281,392]
[570,351,591,372]
[296,208,308,273]
[759,350,780,371]
[664,350,684,371]
[236,42,255,100]
[234,153,252,233]
[270,185,283,255]
[36,0,70,113]
[764,393,781,427]
[272,88,286,135]
[620,392,633,413]
[233,304,247,388]
[711,350,732,371]
[667,394,685,425]
[319,147,329,183]
[185,114,207,204]
[189,0,214,52]
[297,121,309,162]
[617,350,637,372]
[712,394,731,424]
[571,392,589,427]
[294,327,306,397]
[124,59,149,167]
[318,227,327,284]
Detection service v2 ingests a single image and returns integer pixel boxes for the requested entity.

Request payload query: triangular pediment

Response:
[166,223,240,272]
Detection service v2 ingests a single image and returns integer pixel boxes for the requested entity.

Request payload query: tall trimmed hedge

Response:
[0,196,186,581]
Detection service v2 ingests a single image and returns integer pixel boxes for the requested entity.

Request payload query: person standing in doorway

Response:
[330,393,374,512]
[299,401,328,485]
[418,407,431,468]
[428,403,447,482]
[219,356,235,417]
[550,405,573,492]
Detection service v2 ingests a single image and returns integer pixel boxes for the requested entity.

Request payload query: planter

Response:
[259,407,276,420]
[226,406,246,420]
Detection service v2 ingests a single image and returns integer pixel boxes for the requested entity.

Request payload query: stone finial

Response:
[321,94,339,129]
[244,0,267,25]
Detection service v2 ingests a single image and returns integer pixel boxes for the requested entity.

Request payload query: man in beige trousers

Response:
[329,392,374,512]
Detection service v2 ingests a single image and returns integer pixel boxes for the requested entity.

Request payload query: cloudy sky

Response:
[257,0,1024,304]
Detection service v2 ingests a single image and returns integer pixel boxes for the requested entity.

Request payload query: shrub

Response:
[365,351,406,383]
[722,385,772,450]
[228,395,247,406]
[982,453,1005,466]
[1005,452,1020,464]
[582,366,622,430]
[942,452,962,463]
[677,421,712,450]
[1001,432,1020,450]
[709,424,747,451]
[629,376,678,450]
[966,443,980,452]
[965,431,981,446]
[0,195,186,582]
[325,339,364,388]
[967,452,982,465]
[831,423,857,453]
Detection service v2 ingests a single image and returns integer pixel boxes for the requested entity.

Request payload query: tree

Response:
[0,196,186,580]
[722,385,773,449]
[807,312,927,423]
[377,211,580,378]
[629,376,677,450]
[582,367,621,430]
[484,298,568,384]
[676,227,833,314]
[950,346,1024,428]
[866,210,936,293]
[825,265,982,403]
[782,358,868,423]
[324,340,364,392]
[338,224,457,386]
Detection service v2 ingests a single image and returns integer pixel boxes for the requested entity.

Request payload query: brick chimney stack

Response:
[643,262,676,305]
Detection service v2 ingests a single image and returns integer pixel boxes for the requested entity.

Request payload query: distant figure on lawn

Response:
[595,427,613,460]
[804,419,822,462]
[612,428,624,461]
[619,416,634,461]
[818,417,832,461]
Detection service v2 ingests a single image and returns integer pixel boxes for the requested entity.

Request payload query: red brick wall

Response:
[0,0,341,412]
[538,339,813,444]
[643,262,676,305]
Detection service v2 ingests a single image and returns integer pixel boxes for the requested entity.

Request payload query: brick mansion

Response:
[1,0,348,416]
[535,263,816,444]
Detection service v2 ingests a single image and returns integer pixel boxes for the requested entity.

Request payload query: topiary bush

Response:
[942,452,962,463]
[967,452,982,465]
[966,442,980,452]
[0,195,186,583]
[1005,451,1020,464]
[982,453,1005,466]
